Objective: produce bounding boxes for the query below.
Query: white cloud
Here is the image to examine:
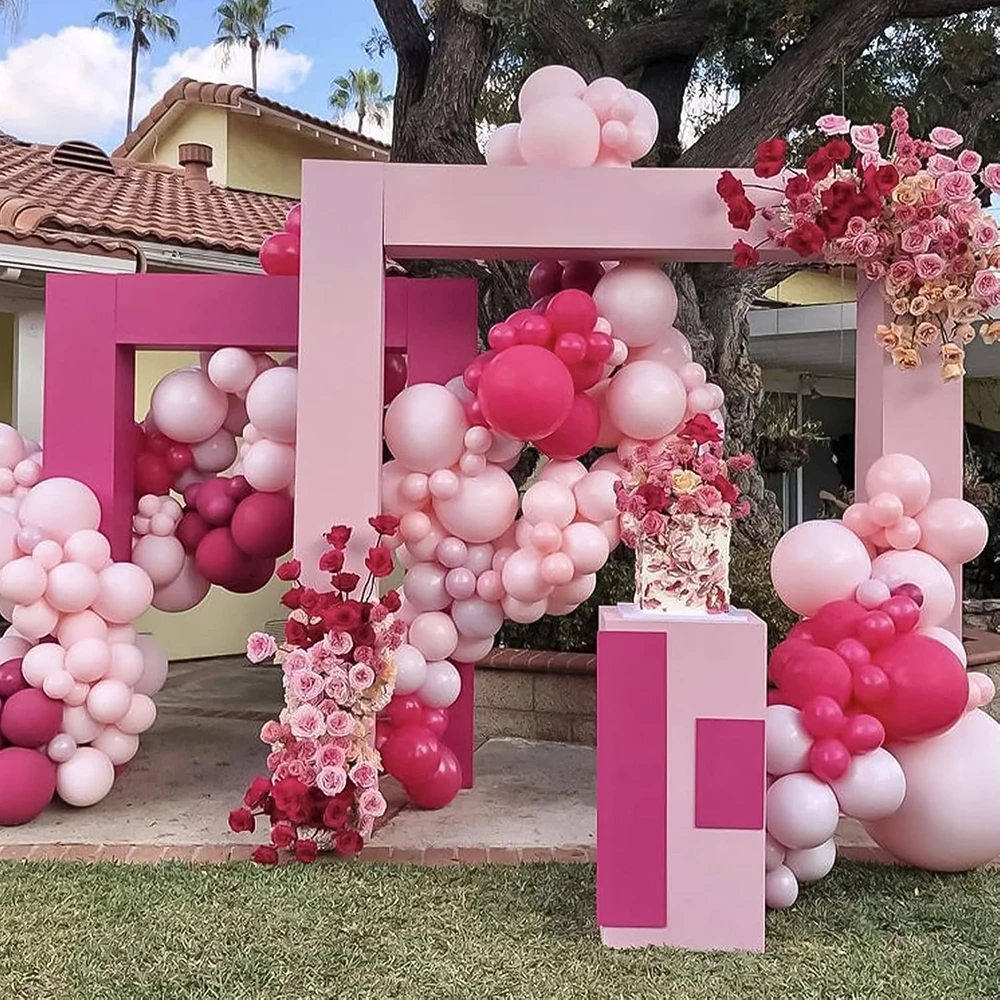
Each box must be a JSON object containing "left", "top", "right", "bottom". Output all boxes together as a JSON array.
[
  {"left": 0, "top": 26, "right": 312, "bottom": 149},
  {"left": 332, "top": 104, "right": 393, "bottom": 145}
]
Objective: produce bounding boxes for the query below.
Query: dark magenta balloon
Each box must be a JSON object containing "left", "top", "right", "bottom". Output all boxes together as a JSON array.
[
  {"left": 381, "top": 726, "right": 442, "bottom": 785},
  {"left": 230, "top": 492, "right": 294, "bottom": 559},
  {"left": 225, "top": 475, "right": 254, "bottom": 502},
  {"left": 0, "top": 659, "right": 26, "bottom": 698},
  {"left": 560, "top": 260, "right": 605, "bottom": 295},
  {"left": 228, "top": 556, "right": 277, "bottom": 594},
  {"left": 0, "top": 748, "right": 56, "bottom": 825},
  {"left": 176, "top": 510, "right": 210, "bottom": 555},
  {"left": 134, "top": 453, "right": 173, "bottom": 498},
  {"left": 384, "top": 352, "right": 408, "bottom": 406},
  {"left": 195, "top": 477, "right": 237, "bottom": 526},
  {"left": 195, "top": 528, "right": 253, "bottom": 589},
  {"left": 528, "top": 259, "right": 563, "bottom": 300},
  {"left": 0, "top": 688, "right": 63, "bottom": 748},
  {"left": 406, "top": 747, "right": 463, "bottom": 810}
]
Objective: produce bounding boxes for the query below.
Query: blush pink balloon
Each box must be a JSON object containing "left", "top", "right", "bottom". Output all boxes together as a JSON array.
[
  {"left": 207, "top": 347, "right": 257, "bottom": 393},
  {"left": 476, "top": 570, "right": 504, "bottom": 603},
  {"left": 242, "top": 440, "right": 296, "bottom": 493},
  {"left": 530, "top": 522, "right": 563, "bottom": 554},
  {"left": 502, "top": 595, "right": 548, "bottom": 623},
  {"left": 582, "top": 76, "right": 629, "bottom": 121},
  {"left": 451, "top": 597, "right": 504, "bottom": 640},
  {"left": 538, "top": 459, "right": 588, "bottom": 488},
  {"left": 190, "top": 428, "right": 238, "bottom": 474},
  {"left": 63, "top": 530, "right": 111, "bottom": 571},
  {"left": 865, "top": 454, "right": 932, "bottom": 516},
  {"left": 86, "top": 679, "right": 132, "bottom": 724},
  {"left": 56, "top": 610, "right": 108, "bottom": 647},
  {"left": 573, "top": 470, "right": 619, "bottom": 523},
  {"left": 687, "top": 386, "right": 717, "bottom": 415},
  {"left": 245, "top": 366, "right": 297, "bottom": 444},
  {"left": 0, "top": 556, "right": 48, "bottom": 604},
  {"left": 484, "top": 122, "right": 525, "bottom": 166},
  {"left": 522, "top": 481, "right": 577, "bottom": 528},
  {"left": 55, "top": 745, "right": 115, "bottom": 807},
  {"left": 45, "top": 562, "right": 100, "bottom": 613},
  {"left": 885, "top": 516, "right": 921, "bottom": 551},
  {"left": 587, "top": 379, "right": 623, "bottom": 449},
  {"left": 151, "top": 555, "right": 211, "bottom": 613},
  {"left": 433, "top": 466, "right": 519, "bottom": 545},
  {"left": 550, "top": 571, "right": 597, "bottom": 609},
  {"left": 541, "top": 552, "right": 575, "bottom": 586},
  {"left": 916, "top": 497, "right": 988, "bottom": 565},
  {"left": 21, "top": 643, "right": 65, "bottom": 688},
  {"left": 869, "top": 492, "right": 904, "bottom": 527},
  {"left": 20, "top": 479, "right": 103, "bottom": 546},
  {"left": 444, "top": 567, "right": 477, "bottom": 601},
  {"left": 11, "top": 598, "right": 59, "bottom": 641},
  {"left": 518, "top": 95, "right": 601, "bottom": 168},
  {"left": 93, "top": 563, "right": 154, "bottom": 624},
  {"left": 150, "top": 368, "right": 228, "bottom": 444},
  {"left": 385, "top": 384, "right": 468, "bottom": 475},
  {"left": 842, "top": 503, "right": 877, "bottom": 538},
  {"left": 561, "top": 522, "right": 611, "bottom": 575},
  {"left": 593, "top": 264, "right": 679, "bottom": 348},
  {"left": 606, "top": 361, "right": 686, "bottom": 441},
  {"left": 870, "top": 549, "right": 955, "bottom": 628},
  {"left": 518, "top": 66, "right": 586, "bottom": 114},
  {"left": 65, "top": 638, "right": 111, "bottom": 683},
  {"left": 407, "top": 612, "right": 458, "bottom": 662},
  {"left": 92, "top": 726, "right": 140, "bottom": 765},
  {"left": 404, "top": 562, "right": 450, "bottom": 613},
  {"left": 31, "top": 539, "right": 62, "bottom": 571},
  {"left": 502, "top": 549, "right": 551, "bottom": 603}
]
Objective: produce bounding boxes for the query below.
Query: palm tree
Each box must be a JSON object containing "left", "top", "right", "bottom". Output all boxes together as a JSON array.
[
  {"left": 95, "top": 0, "right": 180, "bottom": 136},
  {"left": 214, "top": 0, "right": 293, "bottom": 93},
  {"left": 329, "top": 68, "right": 392, "bottom": 135}
]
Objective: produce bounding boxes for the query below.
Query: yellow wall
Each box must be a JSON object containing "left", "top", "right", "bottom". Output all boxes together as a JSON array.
[
  {"left": 0, "top": 314, "right": 13, "bottom": 425},
  {"left": 132, "top": 352, "right": 284, "bottom": 661},
  {"left": 144, "top": 105, "right": 229, "bottom": 186},
  {"left": 764, "top": 270, "right": 854, "bottom": 305}
]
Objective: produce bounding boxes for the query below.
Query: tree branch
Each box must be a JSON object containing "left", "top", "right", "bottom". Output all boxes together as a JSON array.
[
  {"left": 605, "top": 1, "right": 717, "bottom": 76},
  {"left": 525, "top": 0, "right": 606, "bottom": 80},
  {"left": 903, "top": 0, "right": 1000, "bottom": 16},
  {"left": 372, "top": 0, "right": 429, "bottom": 62}
]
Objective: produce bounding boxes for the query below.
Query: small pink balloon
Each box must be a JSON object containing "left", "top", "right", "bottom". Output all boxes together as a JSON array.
[
  {"left": 42, "top": 669, "right": 75, "bottom": 701},
  {"left": 484, "top": 122, "right": 525, "bottom": 166},
  {"left": 93, "top": 563, "right": 154, "bottom": 624},
  {"left": 865, "top": 454, "right": 932, "bottom": 516},
  {"left": 63, "top": 530, "right": 111, "bottom": 571},
  {"left": 21, "top": 644, "right": 65, "bottom": 688},
  {"left": 869, "top": 492, "right": 904, "bottom": 528},
  {"left": 885, "top": 516, "right": 921, "bottom": 551},
  {"left": 401, "top": 474, "right": 431, "bottom": 505},
  {"left": 11, "top": 598, "right": 60, "bottom": 641},
  {"left": 502, "top": 549, "right": 551, "bottom": 603},
  {"left": 0, "top": 556, "right": 48, "bottom": 604},
  {"left": 678, "top": 362, "right": 707, "bottom": 390},
  {"left": 445, "top": 567, "right": 477, "bottom": 601},
  {"left": 401, "top": 511, "right": 432, "bottom": 544},
  {"left": 601, "top": 119, "right": 629, "bottom": 149},
  {"left": 86, "top": 678, "right": 132, "bottom": 724},
  {"left": 428, "top": 470, "right": 460, "bottom": 500},
  {"left": 64, "top": 682, "right": 90, "bottom": 708},
  {"left": 408, "top": 612, "right": 458, "bottom": 662},
  {"left": 843, "top": 503, "right": 877, "bottom": 538},
  {"left": 541, "top": 552, "right": 575, "bottom": 586},
  {"left": 476, "top": 570, "right": 504, "bottom": 603},
  {"left": 530, "top": 522, "right": 563, "bottom": 554},
  {"left": 46, "top": 562, "right": 100, "bottom": 614},
  {"left": 65, "top": 638, "right": 111, "bottom": 683},
  {"left": 595, "top": 264, "right": 681, "bottom": 350},
  {"left": 687, "top": 386, "right": 717, "bottom": 415},
  {"left": 583, "top": 76, "right": 629, "bottom": 121},
  {"left": 107, "top": 643, "right": 144, "bottom": 686},
  {"left": 32, "top": 540, "right": 63, "bottom": 571},
  {"left": 460, "top": 453, "right": 487, "bottom": 478},
  {"left": 404, "top": 562, "right": 450, "bottom": 613},
  {"left": 522, "top": 481, "right": 577, "bottom": 529},
  {"left": 606, "top": 361, "right": 686, "bottom": 440},
  {"left": 560, "top": 522, "right": 610, "bottom": 575},
  {"left": 435, "top": 537, "right": 468, "bottom": 569}
]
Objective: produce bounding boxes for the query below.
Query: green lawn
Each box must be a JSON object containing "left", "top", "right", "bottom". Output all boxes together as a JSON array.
[{"left": 0, "top": 861, "right": 998, "bottom": 999}]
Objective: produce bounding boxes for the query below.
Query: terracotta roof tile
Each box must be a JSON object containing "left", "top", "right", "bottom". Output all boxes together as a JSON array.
[
  {"left": 113, "top": 77, "right": 390, "bottom": 159},
  {"left": 0, "top": 228, "right": 140, "bottom": 261}
]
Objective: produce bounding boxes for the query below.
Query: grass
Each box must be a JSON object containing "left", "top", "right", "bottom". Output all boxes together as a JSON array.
[{"left": 0, "top": 861, "right": 998, "bottom": 1000}]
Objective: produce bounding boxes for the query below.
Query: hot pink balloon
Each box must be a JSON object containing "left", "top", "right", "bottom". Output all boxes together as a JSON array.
[
  {"left": 864, "top": 454, "right": 932, "bottom": 516},
  {"left": 916, "top": 497, "right": 988, "bottom": 565},
  {"left": 484, "top": 122, "right": 525, "bottom": 166},
  {"left": 870, "top": 549, "right": 955, "bottom": 628},
  {"left": 385, "top": 384, "right": 468, "bottom": 474},
  {"left": 593, "top": 263, "right": 678, "bottom": 348},
  {"left": 536, "top": 393, "right": 600, "bottom": 459},
  {"left": 606, "top": 361, "right": 687, "bottom": 441},
  {"left": 518, "top": 96, "right": 600, "bottom": 168}
]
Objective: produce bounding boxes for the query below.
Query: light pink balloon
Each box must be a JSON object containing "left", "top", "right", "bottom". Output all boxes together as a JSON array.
[
  {"left": 770, "top": 520, "right": 872, "bottom": 617},
  {"left": 87, "top": 678, "right": 132, "bottom": 724},
  {"left": 65, "top": 637, "right": 111, "bottom": 683},
  {"left": 106, "top": 642, "right": 145, "bottom": 685},
  {"left": 191, "top": 429, "right": 238, "bottom": 474},
  {"left": 93, "top": 563, "right": 153, "bottom": 624},
  {"left": 21, "top": 643, "right": 66, "bottom": 688},
  {"left": 382, "top": 460, "right": 427, "bottom": 517},
  {"left": 32, "top": 539, "right": 63, "bottom": 571},
  {"left": 245, "top": 366, "right": 297, "bottom": 444},
  {"left": 405, "top": 515, "right": 447, "bottom": 563},
  {"left": 56, "top": 610, "right": 108, "bottom": 647},
  {"left": 56, "top": 745, "right": 115, "bottom": 806},
  {"left": 445, "top": 567, "right": 477, "bottom": 601},
  {"left": 151, "top": 555, "right": 210, "bottom": 613},
  {"left": 583, "top": 76, "right": 629, "bottom": 121},
  {"left": 591, "top": 453, "right": 626, "bottom": 478},
  {"left": 64, "top": 682, "right": 89, "bottom": 707},
  {"left": 132, "top": 535, "right": 185, "bottom": 589},
  {"left": 518, "top": 96, "right": 600, "bottom": 168},
  {"left": 436, "top": 537, "right": 468, "bottom": 569},
  {"left": 429, "top": 469, "right": 460, "bottom": 500},
  {"left": 518, "top": 64, "right": 587, "bottom": 116},
  {"left": 871, "top": 548, "right": 955, "bottom": 628},
  {"left": 766, "top": 704, "right": 812, "bottom": 776},
  {"left": 242, "top": 439, "right": 296, "bottom": 493},
  {"left": 831, "top": 747, "right": 906, "bottom": 821},
  {"left": 385, "top": 384, "right": 467, "bottom": 475},
  {"left": 134, "top": 635, "right": 168, "bottom": 696},
  {"left": 465, "top": 542, "right": 496, "bottom": 576},
  {"left": 0, "top": 556, "right": 47, "bottom": 604},
  {"left": 417, "top": 661, "right": 461, "bottom": 709},
  {"left": 502, "top": 549, "right": 551, "bottom": 603},
  {"left": 687, "top": 386, "right": 717, "bottom": 415},
  {"left": 61, "top": 704, "right": 103, "bottom": 745},
  {"left": 916, "top": 497, "right": 988, "bottom": 565},
  {"left": 538, "top": 460, "right": 588, "bottom": 488},
  {"left": 484, "top": 122, "right": 525, "bottom": 166},
  {"left": 61, "top": 531, "right": 110, "bottom": 574},
  {"left": 476, "top": 570, "right": 504, "bottom": 603},
  {"left": 0, "top": 633, "right": 31, "bottom": 663},
  {"left": 40, "top": 668, "right": 74, "bottom": 702},
  {"left": 45, "top": 562, "right": 100, "bottom": 613},
  {"left": 599, "top": 517, "right": 621, "bottom": 550},
  {"left": 522, "top": 481, "right": 577, "bottom": 528},
  {"left": 19, "top": 478, "right": 102, "bottom": 546},
  {"left": 12, "top": 598, "right": 59, "bottom": 640},
  {"left": 884, "top": 515, "right": 921, "bottom": 551},
  {"left": 502, "top": 595, "right": 548, "bottom": 624},
  {"left": 92, "top": 725, "right": 140, "bottom": 765},
  {"left": 572, "top": 471, "right": 619, "bottom": 524},
  {"left": 678, "top": 362, "right": 707, "bottom": 390},
  {"left": 869, "top": 492, "right": 904, "bottom": 527},
  {"left": 530, "top": 522, "right": 562, "bottom": 554},
  {"left": 107, "top": 625, "right": 136, "bottom": 645},
  {"left": 550, "top": 571, "right": 597, "bottom": 608},
  {"left": 586, "top": 379, "right": 623, "bottom": 449},
  {"left": 47, "top": 733, "right": 78, "bottom": 763},
  {"left": 401, "top": 474, "right": 431, "bottom": 505},
  {"left": 392, "top": 644, "right": 427, "bottom": 696},
  {"left": 593, "top": 264, "right": 679, "bottom": 348},
  {"left": 0, "top": 424, "right": 26, "bottom": 467},
  {"left": 207, "top": 347, "right": 257, "bottom": 393},
  {"left": 407, "top": 612, "right": 458, "bottom": 662},
  {"left": 450, "top": 597, "right": 504, "bottom": 640},
  {"left": 606, "top": 361, "right": 686, "bottom": 441},
  {"left": 855, "top": 578, "right": 891, "bottom": 609},
  {"left": 404, "top": 562, "right": 450, "bottom": 613},
  {"left": 865, "top": 711, "right": 1000, "bottom": 870},
  {"left": 626, "top": 325, "right": 694, "bottom": 369},
  {"left": 452, "top": 634, "right": 494, "bottom": 664},
  {"left": 150, "top": 368, "right": 228, "bottom": 444},
  {"left": 766, "top": 773, "right": 840, "bottom": 850},
  {"left": 541, "top": 552, "right": 575, "bottom": 586},
  {"left": 459, "top": 453, "right": 487, "bottom": 478},
  {"left": 0, "top": 510, "right": 21, "bottom": 571},
  {"left": 865, "top": 454, "right": 932, "bottom": 516},
  {"left": 560, "top": 522, "right": 611, "bottom": 575},
  {"left": 433, "top": 465, "right": 518, "bottom": 544},
  {"left": 842, "top": 503, "right": 877, "bottom": 538},
  {"left": 401, "top": 510, "right": 432, "bottom": 543}
]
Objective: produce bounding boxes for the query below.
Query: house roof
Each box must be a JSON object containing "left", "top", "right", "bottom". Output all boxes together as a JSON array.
[
  {"left": 0, "top": 132, "right": 295, "bottom": 258},
  {"left": 112, "top": 78, "right": 391, "bottom": 160}
]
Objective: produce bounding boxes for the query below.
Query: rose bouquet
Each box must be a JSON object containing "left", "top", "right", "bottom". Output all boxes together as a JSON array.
[
  {"left": 717, "top": 109, "right": 1000, "bottom": 380},
  {"left": 229, "top": 516, "right": 403, "bottom": 864},
  {"left": 615, "top": 415, "right": 753, "bottom": 613}
]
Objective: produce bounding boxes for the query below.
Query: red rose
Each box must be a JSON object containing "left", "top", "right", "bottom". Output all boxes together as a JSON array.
[
  {"left": 636, "top": 483, "right": 667, "bottom": 511},
  {"left": 281, "top": 589, "right": 302, "bottom": 610},
  {"left": 285, "top": 618, "right": 308, "bottom": 646},
  {"left": 323, "top": 799, "right": 350, "bottom": 829},
  {"left": 270, "top": 821, "right": 297, "bottom": 849},
  {"left": 785, "top": 221, "right": 825, "bottom": 257},
  {"left": 319, "top": 548, "right": 345, "bottom": 574},
  {"left": 381, "top": 589, "right": 401, "bottom": 613},
  {"left": 820, "top": 181, "right": 856, "bottom": 211},
  {"left": 823, "top": 138, "right": 851, "bottom": 162},
  {"left": 874, "top": 163, "right": 899, "bottom": 195},
  {"left": 271, "top": 777, "right": 309, "bottom": 814},
  {"left": 335, "top": 829, "right": 364, "bottom": 856},
  {"left": 733, "top": 240, "right": 760, "bottom": 269},
  {"left": 324, "top": 602, "right": 362, "bottom": 632},
  {"left": 805, "top": 149, "right": 834, "bottom": 182},
  {"left": 727, "top": 196, "right": 756, "bottom": 231},
  {"left": 369, "top": 514, "right": 400, "bottom": 537},
  {"left": 252, "top": 845, "right": 280, "bottom": 866},
  {"left": 754, "top": 138, "right": 786, "bottom": 178},
  {"left": 294, "top": 839, "right": 319, "bottom": 864},
  {"left": 332, "top": 572, "right": 361, "bottom": 594},
  {"left": 365, "top": 546, "right": 394, "bottom": 579},
  {"left": 299, "top": 588, "right": 323, "bottom": 613},
  {"left": 228, "top": 807, "right": 255, "bottom": 833},
  {"left": 785, "top": 174, "right": 812, "bottom": 199},
  {"left": 681, "top": 414, "right": 722, "bottom": 445},
  {"left": 715, "top": 476, "right": 740, "bottom": 504},
  {"left": 716, "top": 170, "right": 745, "bottom": 202},
  {"left": 353, "top": 624, "right": 377, "bottom": 650},
  {"left": 816, "top": 212, "right": 849, "bottom": 240},
  {"left": 325, "top": 525, "right": 352, "bottom": 548},
  {"left": 242, "top": 776, "right": 272, "bottom": 810},
  {"left": 276, "top": 559, "right": 301, "bottom": 582}
]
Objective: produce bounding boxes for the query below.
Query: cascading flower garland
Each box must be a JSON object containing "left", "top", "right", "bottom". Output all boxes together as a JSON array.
[
  {"left": 229, "top": 516, "right": 403, "bottom": 863},
  {"left": 717, "top": 109, "right": 1000, "bottom": 381}
]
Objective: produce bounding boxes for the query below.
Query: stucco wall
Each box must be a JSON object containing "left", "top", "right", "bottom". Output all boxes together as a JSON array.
[{"left": 144, "top": 105, "right": 229, "bottom": 185}]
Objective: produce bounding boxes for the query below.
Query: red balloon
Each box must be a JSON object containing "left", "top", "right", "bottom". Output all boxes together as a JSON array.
[
  {"left": 422, "top": 707, "right": 449, "bottom": 736},
  {"left": 779, "top": 646, "right": 853, "bottom": 709},
  {"left": 195, "top": 528, "right": 253, "bottom": 589},
  {"left": 226, "top": 475, "right": 254, "bottom": 502},
  {"left": 561, "top": 260, "right": 605, "bottom": 295},
  {"left": 869, "top": 633, "right": 968, "bottom": 741},
  {"left": 145, "top": 432, "right": 170, "bottom": 456},
  {"left": 810, "top": 600, "right": 868, "bottom": 649},
  {"left": 231, "top": 492, "right": 294, "bottom": 558},
  {"left": 528, "top": 259, "right": 564, "bottom": 300},
  {"left": 0, "top": 688, "right": 63, "bottom": 747},
  {"left": 384, "top": 352, "right": 408, "bottom": 406},
  {"left": 0, "top": 748, "right": 56, "bottom": 825},
  {"left": 176, "top": 510, "right": 210, "bottom": 554},
  {"left": 381, "top": 726, "right": 442, "bottom": 785},
  {"left": 195, "top": 477, "right": 237, "bottom": 526},
  {"left": 260, "top": 230, "right": 300, "bottom": 276},
  {"left": 841, "top": 713, "right": 885, "bottom": 754},
  {"left": 536, "top": 393, "right": 600, "bottom": 459},
  {"left": 284, "top": 202, "right": 302, "bottom": 234},
  {"left": 801, "top": 695, "right": 845, "bottom": 739},
  {"left": 387, "top": 696, "right": 425, "bottom": 729},
  {"left": 0, "top": 659, "right": 25, "bottom": 699},
  {"left": 568, "top": 359, "right": 604, "bottom": 392},
  {"left": 809, "top": 738, "right": 851, "bottom": 782},
  {"left": 518, "top": 315, "right": 553, "bottom": 348},
  {"left": 134, "top": 453, "right": 174, "bottom": 497},
  {"left": 406, "top": 746, "right": 463, "bottom": 810},
  {"left": 545, "top": 289, "right": 598, "bottom": 336},
  {"left": 165, "top": 443, "right": 194, "bottom": 473},
  {"left": 478, "top": 345, "right": 575, "bottom": 441}
]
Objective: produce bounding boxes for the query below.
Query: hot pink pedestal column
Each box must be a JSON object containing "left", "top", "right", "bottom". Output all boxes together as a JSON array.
[{"left": 596, "top": 606, "right": 767, "bottom": 952}]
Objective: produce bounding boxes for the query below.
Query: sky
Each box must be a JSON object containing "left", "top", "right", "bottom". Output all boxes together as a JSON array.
[{"left": 0, "top": 0, "right": 396, "bottom": 148}]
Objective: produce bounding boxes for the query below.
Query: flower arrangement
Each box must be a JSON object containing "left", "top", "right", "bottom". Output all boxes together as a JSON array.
[
  {"left": 717, "top": 109, "right": 1000, "bottom": 381},
  {"left": 229, "top": 516, "right": 403, "bottom": 864},
  {"left": 614, "top": 415, "right": 754, "bottom": 613}
]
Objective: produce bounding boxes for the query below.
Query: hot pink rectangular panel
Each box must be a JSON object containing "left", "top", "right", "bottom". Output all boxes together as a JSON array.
[
  {"left": 596, "top": 628, "right": 667, "bottom": 929},
  {"left": 694, "top": 718, "right": 765, "bottom": 830}
]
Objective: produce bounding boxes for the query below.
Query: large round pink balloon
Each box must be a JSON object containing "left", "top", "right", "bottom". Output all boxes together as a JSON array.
[
  {"left": 245, "top": 366, "right": 297, "bottom": 444},
  {"left": 627, "top": 328, "right": 693, "bottom": 370},
  {"left": 484, "top": 123, "right": 525, "bottom": 166},
  {"left": 518, "top": 96, "right": 601, "bottom": 168},
  {"left": 18, "top": 478, "right": 101, "bottom": 545},
  {"left": 385, "top": 384, "right": 467, "bottom": 475},
  {"left": 56, "top": 746, "right": 115, "bottom": 807},
  {"left": 770, "top": 520, "right": 872, "bottom": 617},
  {"left": 433, "top": 466, "right": 518, "bottom": 544},
  {"left": 151, "top": 555, "right": 210, "bottom": 613},
  {"left": 150, "top": 368, "right": 228, "bottom": 444},
  {"left": 864, "top": 454, "right": 932, "bottom": 516},
  {"left": 132, "top": 534, "right": 185, "bottom": 588},
  {"left": 45, "top": 561, "right": 100, "bottom": 613},
  {"left": 916, "top": 498, "right": 988, "bottom": 565},
  {"left": 870, "top": 549, "right": 955, "bottom": 628},
  {"left": 593, "top": 262, "right": 678, "bottom": 348},
  {"left": 0, "top": 511, "right": 20, "bottom": 571},
  {"left": 207, "top": 347, "right": 257, "bottom": 394},
  {"left": 605, "top": 361, "right": 686, "bottom": 441},
  {"left": 408, "top": 612, "right": 458, "bottom": 662},
  {"left": 864, "top": 711, "right": 1000, "bottom": 870},
  {"left": 517, "top": 65, "right": 587, "bottom": 117},
  {"left": 93, "top": 563, "right": 154, "bottom": 623},
  {"left": 242, "top": 440, "right": 295, "bottom": 493}
]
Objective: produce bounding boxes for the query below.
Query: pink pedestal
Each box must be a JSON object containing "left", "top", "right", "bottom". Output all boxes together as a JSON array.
[{"left": 596, "top": 606, "right": 766, "bottom": 952}]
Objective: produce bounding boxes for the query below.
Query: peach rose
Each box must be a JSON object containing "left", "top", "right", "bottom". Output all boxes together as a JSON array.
[
  {"left": 671, "top": 469, "right": 701, "bottom": 494},
  {"left": 891, "top": 347, "right": 922, "bottom": 371},
  {"left": 955, "top": 323, "right": 976, "bottom": 344},
  {"left": 914, "top": 322, "right": 939, "bottom": 345}
]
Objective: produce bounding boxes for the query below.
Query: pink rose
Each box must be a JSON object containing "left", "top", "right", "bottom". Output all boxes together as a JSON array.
[
  {"left": 358, "top": 788, "right": 387, "bottom": 818},
  {"left": 864, "top": 261, "right": 887, "bottom": 280},
  {"left": 316, "top": 743, "right": 347, "bottom": 770},
  {"left": 816, "top": 114, "right": 851, "bottom": 135},
  {"left": 929, "top": 126, "right": 964, "bottom": 150},
  {"left": 982, "top": 163, "right": 1000, "bottom": 192},
  {"left": 353, "top": 645, "right": 374, "bottom": 665},
  {"left": 949, "top": 200, "right": 981, "bottom": 226},
  {"left": 246, "top": 632, "right": 277, "bottom": 664},
  {"left": 972, "top": 222, "right": 998, "bottom": 250},
  {"left": 897, "top": 155, "right": 921, "bottom": 177},
  {"left": 846, "top": 217, "right": 867, "bottom": 238},
  {"left": 972, "top": 269, "right": 1000, "bottom": 304},
  {"left": 289, "top": 704, "right": 326, "bottom": 740},
  {"left": 895, "top": 205, "right": 917, "bottom": 224},
  {"left": 316, "top": 765, "right": 348, "bottom": 797},
  {"left": 260, "top": 720, "right": 284, "bottom": 745},
  {"left": 860, "top": 151, "right": 881, "bottom": 169},
  {"left": 938, "top": 171, "right": 976, "bottom": 203},
  {"left": 266, "top": 750, "right": 284, "bottom": 772},
  {"left": 282, "top": 649, "right": 310, "bottom": 675},
  {"left": 640, "top": 511, "right": 664, "bottom": 536},
  {"left": 349, "top": 761, "right": 378, "bottom": 788},
  {"left": 926, "top": 154, "right": 956, "bottom": 177},
  {"left": 324, "top": 632, "right": 353, "bottom": 656},
  {"left": 900, "top": 226, "right": 931, "bottom": 254},
  {"left": 271, "top": 762, "right": 292, "bottom": 782},
  {"left": 891, "top": 107, "right": 909, "bottom": 133},
  {"left": 285, "top": 759, "right": 311, "bottom": 782},
  {"left": 913, "top": 253, "right": 947, "bottom": 280},
  {"left": 850, "top": 124, "right": 880, "bottom": 152},
  {"left": 358, "top": 815, "right": 375, "bottom": 839},
  {"left": 852, "top": 232, "right": 880, "bottom": 258},
  {"left": 294, "top": 738, "right": 319, "bottom": 761},
  {"left": 326, "top": 710, "right": 354, "bottom": 738},
  {"left": 348, "top": 663, "right": 376, "bottom": 690},
  {"left": 324, "top": 673, "right": 350, "bottom": 703},
  {"left": 957, "top": 149, "right": 982, "bottom": 173},
  {"left": 674, "top": 494, "right": 699, "bottom": 514},
  {"left": 694, "top": 485, "right": 723, "bottom": 514},
  {"left": 923, "top": 189, "right": 944, "bottom": 208},
  {"left": 289, "top": 670, "right": 325, "bottom": 703}
]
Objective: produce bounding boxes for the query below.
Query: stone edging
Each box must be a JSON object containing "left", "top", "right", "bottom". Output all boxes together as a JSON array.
[{"left": 482, "top": 648, "right": 596, "bottom": 675}]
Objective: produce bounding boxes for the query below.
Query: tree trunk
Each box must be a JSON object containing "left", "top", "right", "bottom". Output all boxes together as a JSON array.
[
  {"left": 126, "top": 26, "right": 141, "bottom": 135},
  {"left": 250, "top": 39, "right": 259, "bottom": 91}
]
